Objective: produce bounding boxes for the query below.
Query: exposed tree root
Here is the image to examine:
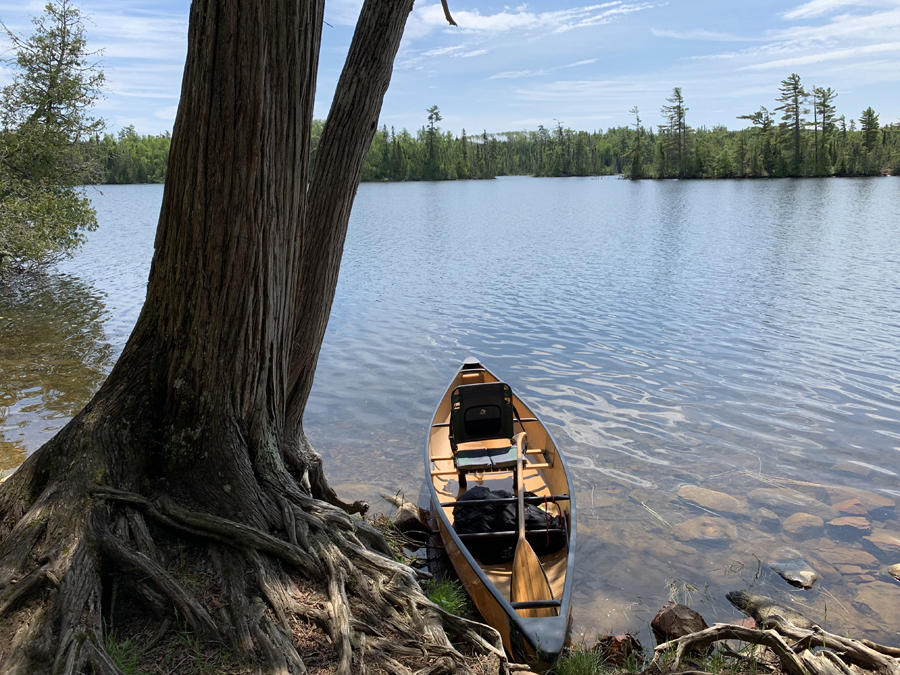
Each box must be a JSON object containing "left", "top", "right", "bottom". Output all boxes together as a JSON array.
[
  {"left": 651, "top": 619, "right": 900, "bottom": 675},
  {"left": 0, "top": 476, "right": 511, "bottom": 675}
]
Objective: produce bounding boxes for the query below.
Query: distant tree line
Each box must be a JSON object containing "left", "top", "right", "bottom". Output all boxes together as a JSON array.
[
  {"left": 94, "top": 73, "right": 899, "bottom": 185},
  {"left": 94, "top": 126, "right": 171, "bottom": 183}
]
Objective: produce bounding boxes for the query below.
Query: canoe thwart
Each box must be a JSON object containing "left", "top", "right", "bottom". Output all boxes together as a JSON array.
[
  {"left": 429, "top": 447, "right": 546, "bottom": 463},
  {"left": 439, "top": 495, "right": 570, "bottom": 508},
  {"left": 509, "top": 600, "right": 561, "bottom": 610}
]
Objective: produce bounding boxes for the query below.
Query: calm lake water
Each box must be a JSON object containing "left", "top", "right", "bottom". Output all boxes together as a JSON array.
[{"left": 2, "top": 177, "right": 900, "bottom": 645}]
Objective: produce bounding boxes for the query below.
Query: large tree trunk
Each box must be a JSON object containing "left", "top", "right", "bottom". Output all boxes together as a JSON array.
[{"left": 0, "top": 1, "right": 508, "bottom": 673}]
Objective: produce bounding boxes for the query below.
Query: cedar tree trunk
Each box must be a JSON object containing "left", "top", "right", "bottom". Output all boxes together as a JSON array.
[{"left": 0, "top": 1, "right": 507, "bottom": 673}]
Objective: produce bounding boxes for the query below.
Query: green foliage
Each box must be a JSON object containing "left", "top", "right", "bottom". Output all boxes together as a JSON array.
[
  {"left": 422, "top": 577, "right": 471, "bottom": 616},
  {"left": 104, "top": 630, "right": 146, "bottom": 675},
  {"left": 0, "top": 179, "right": 96, "bottom": 269},
  {"left": 546, "top": 644, "right": 608, "bottom": 675},
  {"left": 175, "top": 626, "right": 231, "bottom": 675},
  {"left": 0, "top": 0, "right": 104, "bottom": 274},
  {"left": 775, "top": 73, "right": 809, "bottom": 173},
  {"left": 98, "top": 126, "right": 171, "bottom": 183},
  {"left": 90, "top": 73, "right": 900, "bottom": 190}
]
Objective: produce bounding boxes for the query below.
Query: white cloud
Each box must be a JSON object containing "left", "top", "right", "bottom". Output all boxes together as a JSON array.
[
  {"left": 404, "top": 1, "right": 654, "bottom": 38},
  {"left": 781, "top": 0, "right": 894, "bottom": 20},
  {"left": 741, "top": 40, "right": 900, "bottom": 69},
  {"left": 459, "top": 49, "right": 488, "bottom": 57}
]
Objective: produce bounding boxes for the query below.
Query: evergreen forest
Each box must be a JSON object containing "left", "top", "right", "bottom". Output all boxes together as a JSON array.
[{"left": 96, "top": 74, "right": 899, "bottom": 184}]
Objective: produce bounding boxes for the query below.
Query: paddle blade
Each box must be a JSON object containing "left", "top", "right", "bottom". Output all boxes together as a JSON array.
[{"left": 510, "top": 539, "right": 556, "bottom": 618}]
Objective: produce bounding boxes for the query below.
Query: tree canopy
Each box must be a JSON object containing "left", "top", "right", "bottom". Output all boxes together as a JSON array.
[{"left": 0, "top": 0, "right": 105, "bottom": 274}]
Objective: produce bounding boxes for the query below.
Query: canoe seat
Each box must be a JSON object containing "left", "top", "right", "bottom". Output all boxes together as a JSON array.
[{"left": 450, "top": 382, "right": 521, "bottom": 485}]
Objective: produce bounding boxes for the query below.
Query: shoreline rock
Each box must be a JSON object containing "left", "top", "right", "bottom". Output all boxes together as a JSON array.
[
  {"left": 651, "top": 603, "right": 709, "bottom": 644},
  {"left": 768, "top": 548, "right": 819, "bottom": 589},
  {"left": 888, "top": 563, "right": 900, "bottom": 582}
]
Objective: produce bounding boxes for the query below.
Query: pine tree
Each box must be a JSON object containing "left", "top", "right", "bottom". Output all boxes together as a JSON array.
[
  {"left": 629, "top": 106, "right": 643, "bottom": 178},
  {"left": 774, "top": 73, "right": 809, "bottom": 175},
  {"left": 660, "top": 87, "right": 690, "bottom": 177},
  {"left": 425, "top": 104, "right": 442, "bottom": 179}
]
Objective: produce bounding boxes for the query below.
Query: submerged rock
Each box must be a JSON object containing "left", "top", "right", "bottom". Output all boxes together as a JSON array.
[
  {"left": 814, "top": 546, "right": 878, "bottom": 567},
  {"left": 726, "top": 591, "right": 815, "bottom": 630},
  {"left": 824, "top": 487, "right": 895, "bottom": 511},
  {"left": 748, "top": 488, "right": 836, "bottom": 520},
  {"left": 767, "top": 548, "right": 819, "bottom": 589},
  {"left": 852, "top": 581, "right": 900, "bottom": 625},
  {"left": 832, "top": 497, "right": 868, "bottom": 517},
  {"left": 865, "top": 530, "right": 900, "bottom": 556},
  {"left": 827, "top": 516, "right": 872, "bottom": 535},
  {"left": 651, "top": 603, "right": 709, "bottom": 644},
  {"left": 678, "top": 485, "right": 750, "bottom": 516},
  {"left": 836, "top": 564, "right": 865, "bottom": 574},
  {"left": 782, "top": 512, "right": 824, "bottom": 537},
  {"left": 673, "top": 515, "right": 737, "bottom": 545}
]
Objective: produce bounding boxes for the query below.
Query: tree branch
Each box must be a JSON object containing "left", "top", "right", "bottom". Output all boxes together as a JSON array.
[{"left": 441, "top": 0, "right": 458, "bottom": 26}]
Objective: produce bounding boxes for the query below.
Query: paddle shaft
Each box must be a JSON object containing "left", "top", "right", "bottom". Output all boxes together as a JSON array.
[{"left": 514, "top": 432, "right": 528, "bottom": 543}]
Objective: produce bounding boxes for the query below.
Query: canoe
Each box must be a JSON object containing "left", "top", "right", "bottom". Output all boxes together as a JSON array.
[{"left": 425, "top": 357, "right": 576, "bottom": 662}]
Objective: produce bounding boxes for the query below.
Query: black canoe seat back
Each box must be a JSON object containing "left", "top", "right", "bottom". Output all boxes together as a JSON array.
[{"left": 450, "top": 382, "right": 518, "bottom": 475}]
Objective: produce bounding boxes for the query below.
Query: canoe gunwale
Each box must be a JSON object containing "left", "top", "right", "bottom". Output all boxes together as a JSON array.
[{"left": 424, "top": 358, "right": 578, "bottom": 660}]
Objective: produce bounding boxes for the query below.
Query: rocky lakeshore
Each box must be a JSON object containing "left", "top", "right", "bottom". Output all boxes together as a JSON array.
[{"left": 570, "top": 468, "right": 900, "bottom": 651}]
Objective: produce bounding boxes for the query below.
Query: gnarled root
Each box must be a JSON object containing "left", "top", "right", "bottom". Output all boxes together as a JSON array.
[
  {"left": 651, "top": 620, "right": 900, "bottom": 675},
  {"left": 0, "top": 477, "right": 510, "bottom": 675}
]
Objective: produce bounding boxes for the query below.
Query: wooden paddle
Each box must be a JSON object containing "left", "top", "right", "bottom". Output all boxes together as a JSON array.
[{"left": 509, "top": 432, "right": 555, "bottom": 618}]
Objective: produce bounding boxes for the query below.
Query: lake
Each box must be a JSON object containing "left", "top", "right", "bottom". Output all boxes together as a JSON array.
[{"left": 2, "top": 177, "right": 900, "bottom": 645}]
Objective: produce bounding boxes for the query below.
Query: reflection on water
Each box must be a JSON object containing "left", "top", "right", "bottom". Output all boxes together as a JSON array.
[
  {"left": 2, "top": 178, "right": 900, "bottom": 646},
  {"left": 0, "top": 275, "right": 114, "bottom": 467}
]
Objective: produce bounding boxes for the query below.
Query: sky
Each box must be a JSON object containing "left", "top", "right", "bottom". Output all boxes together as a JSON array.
[{"left": 1, "top": 0, "right": 898, "bottom": 136}]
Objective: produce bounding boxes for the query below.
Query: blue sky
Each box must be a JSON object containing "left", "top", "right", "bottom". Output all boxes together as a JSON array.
[{"left": 1, "top": 0, "right": 898, "bottom": 136}]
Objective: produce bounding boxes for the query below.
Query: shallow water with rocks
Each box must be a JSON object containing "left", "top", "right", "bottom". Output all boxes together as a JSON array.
[{"left": 2, "top": 178, "right": 899, "bottom": 647}]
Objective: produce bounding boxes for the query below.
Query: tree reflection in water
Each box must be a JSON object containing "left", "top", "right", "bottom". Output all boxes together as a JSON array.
[{"left": 0, "top": 274, "right": 113, "bottom": 470}]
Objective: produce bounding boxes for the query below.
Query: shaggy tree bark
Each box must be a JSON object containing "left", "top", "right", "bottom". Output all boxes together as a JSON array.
[{"left": 0, "top": 1, "right": 508, "bottom": 673}]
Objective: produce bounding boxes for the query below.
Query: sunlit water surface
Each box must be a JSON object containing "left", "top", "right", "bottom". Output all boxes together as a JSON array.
[{"left": 2, "top": 178, "right": 899, "bottom": 646}]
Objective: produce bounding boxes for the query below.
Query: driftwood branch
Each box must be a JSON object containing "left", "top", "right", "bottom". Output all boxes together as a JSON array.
[
  {"left": 653, "top": 621, "right": 900, "bottom": 675},
  {"left": 653, "top": 624, "right": 808, "bottom": 675}
]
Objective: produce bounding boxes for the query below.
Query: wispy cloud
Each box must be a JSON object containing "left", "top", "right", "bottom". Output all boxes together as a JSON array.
[
  {"left": 405, "top": 1, "right": 655, "bottom": 37},
  {"left": 682, "top": 5, "right": 900, "bottom": 71},
  {"left": 781, "top": 0, "right": 893, "bottom": 20},
  {"left": 741, "top": 40, "right": 900, "bottom": 69},
  {"left": 490, "top": 58, "right": 598, "bottom": 79},
  {"left": 421, "top": 44, "right": 467, "bottom": 57},
  {"left": 651, "top": 28, "right": 759, "bottom": 41},
  {"left": 516, "top": 78, "right": 669, "bottom": 101}
]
